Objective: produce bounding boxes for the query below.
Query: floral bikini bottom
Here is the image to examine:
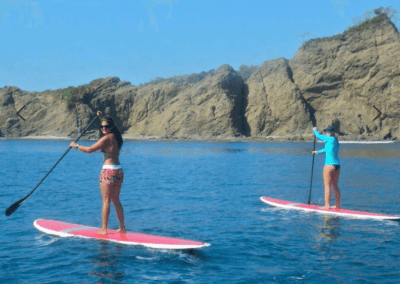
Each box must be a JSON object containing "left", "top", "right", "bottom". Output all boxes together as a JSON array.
[{"left": 99, "top": 169, "right": 124, "bottom": 186}]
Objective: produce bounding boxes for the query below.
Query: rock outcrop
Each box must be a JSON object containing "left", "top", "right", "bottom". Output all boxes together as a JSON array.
[
  {"left": 0, "top": 66, "right": 246, "bottom": 140},
  {"left": 124, "top": 64, "right": 245, "bottom": 139},
  {"left": 244, "top": 58, "right": 312, "bottom": 138},
  {"left": 289, "top": 13, "right": 400, "bottom": 140},
  {"left": 1, "top": 12, "right": 400, "bottom": 141}
]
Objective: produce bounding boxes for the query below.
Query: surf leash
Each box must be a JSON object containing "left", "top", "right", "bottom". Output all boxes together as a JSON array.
[
  {"left": 5, "top": 111, "right": 103, "bottom": 217},
  {"left": 307, "top": 128, "right": 316, "bottom": 205}
]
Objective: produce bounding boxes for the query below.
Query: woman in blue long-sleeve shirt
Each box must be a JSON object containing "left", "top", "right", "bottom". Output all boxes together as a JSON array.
[{"left": 312, "top": 125, "right": 341, "bottom": 209}]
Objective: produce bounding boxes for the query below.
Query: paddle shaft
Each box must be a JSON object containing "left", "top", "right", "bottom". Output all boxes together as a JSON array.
[
  {"left": 307, "top": 134, "right": 316, "bottom": 205},
  {"left": 5, "top": 114, "right": 100, "bottom": 216}
]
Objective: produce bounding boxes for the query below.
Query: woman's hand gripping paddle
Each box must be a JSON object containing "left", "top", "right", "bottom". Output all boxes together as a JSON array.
[{"left": 5, "top": 112, "right": 103, "bottom": 216}]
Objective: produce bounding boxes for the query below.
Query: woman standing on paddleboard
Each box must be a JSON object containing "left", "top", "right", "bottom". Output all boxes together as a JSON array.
[
  {"left": 312, "top": 125, "right": 341, "bottom": 210},
  {"left": 70, "top": 112, "right": 126, "bottom": 235}
]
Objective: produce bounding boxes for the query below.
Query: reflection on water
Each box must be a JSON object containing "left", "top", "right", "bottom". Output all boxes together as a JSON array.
[
  {"left": 3, "top": 140, "right": 399, "bottom": 159},
  {"left": 90, "top": 242, "right": 124, "bottom": 282},
  {"left": 249, "top": 148, "right": 311, "bottom": 155},
  {"left": 314, "top": 215, "right": 340, "bottom": 245},
  {"left": 340, "top": 148, "right": 400, "bottom": 158},
  {"left": 136, "top": 147, "right": 248, "bottom": 156},
  {"left": 130, "top": 143, "right": 400, "bottom": 157},
  {"left": 134, "top": 146, "right": 312, "bottom": 156}
]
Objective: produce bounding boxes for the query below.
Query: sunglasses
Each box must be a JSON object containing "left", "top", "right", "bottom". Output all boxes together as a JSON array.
[{"left": 100, "top": 125, "right": 111, "bottom": 129}]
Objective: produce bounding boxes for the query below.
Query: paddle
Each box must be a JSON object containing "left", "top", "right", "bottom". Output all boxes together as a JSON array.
[
  {"left": 307, "top": 128, "right": 316, "bottom": 205},
  {"left": 5, "top": 111, "right": 103, "bottom": 217}
]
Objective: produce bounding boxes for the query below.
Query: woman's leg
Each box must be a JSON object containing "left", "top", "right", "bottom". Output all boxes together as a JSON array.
[
  {"left": 110, "top": 182, "right": 126, "bottom": 233},
  {"left": 321, "top": 165, "right": 335, "bottom": 209},
  {"left": 331, "top": 169, "right": 341, "bottom": 208},
  {"left": 97, "top": 180, "right": 111, "bottom": 234}
]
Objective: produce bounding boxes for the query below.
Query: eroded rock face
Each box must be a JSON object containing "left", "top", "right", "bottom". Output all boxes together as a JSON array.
[
  {"left": 244, "top": 58, "right": 312, "bottom": 138},
  {"left": 0, "top": 86, "right": 98, "bottom": 139},
  {"left": 0, "top": 66, "right": 245, "bottom": 140},
  {"left": 289, "top": 14, "right": 400, "bottom": 140},
  {"left": 1, "top": 14, "right": 399, "bottom": 141},
  {"left": 124, "top": 64, "right": 245, "bottom": 139}
]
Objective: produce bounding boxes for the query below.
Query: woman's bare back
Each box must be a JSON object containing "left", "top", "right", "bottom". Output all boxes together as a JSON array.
[{"left": 101, "top": 134, "right": 121, "bottom": 165}]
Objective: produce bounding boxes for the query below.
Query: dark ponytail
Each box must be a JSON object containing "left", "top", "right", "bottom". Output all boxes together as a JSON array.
[{"left": 102, "top": 116, "right": 123, "bottom": 149}]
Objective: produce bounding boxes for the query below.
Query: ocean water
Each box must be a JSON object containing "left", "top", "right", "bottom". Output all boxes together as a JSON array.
[{"left": 1, "top": 140, "right": 400, "bottom": 284}]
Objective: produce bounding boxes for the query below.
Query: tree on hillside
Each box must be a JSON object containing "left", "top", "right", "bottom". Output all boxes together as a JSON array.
[
  {"left": 237, "top": 64, "right": 259, "bottom": 81},
  {"left": 375, "top": 6, "right": 399, "bottom": 23},
  {"left": 351, "top": 6, "right": 399, "bottom": 26},
  {"left": 296, "top": 31, "right": 311, "bottom": 44},
  {"left": 141, "top": 69, "right": 216, "bottom": 86}
]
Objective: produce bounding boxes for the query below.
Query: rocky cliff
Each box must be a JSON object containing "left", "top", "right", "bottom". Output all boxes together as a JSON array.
[
  {"left": 244, "top": 58, "right": 312, "bottom": 138},
  {"left": 1, "top": 13, "right": 399, "bottom": 141},
  {"left": 289, "top": 13, "right": 400, "bottom": 140}
]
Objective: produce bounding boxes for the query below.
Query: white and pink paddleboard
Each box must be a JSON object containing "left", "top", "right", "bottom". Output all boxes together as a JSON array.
[
  {"left": 34, "top": 219, "right": 210, "bottom": 249},
  {"left": 260, "top": 197, "right": 400, "bottom": 220}
]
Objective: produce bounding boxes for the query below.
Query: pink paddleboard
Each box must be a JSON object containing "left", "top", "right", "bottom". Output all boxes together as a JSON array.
[
  {"left": 34, "top": 219, "right": 210, "bottom": 249},
  {"left": 260, "top": 197, "right": 400, "bottom": 220}
]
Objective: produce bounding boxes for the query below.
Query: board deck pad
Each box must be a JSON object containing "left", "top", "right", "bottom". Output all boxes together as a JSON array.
[
  {"left": 34, "top": 219, "right": 210, "bottom": 249},
  {"left": 260, "top": 197, "right": 400, "bottom": 220}
]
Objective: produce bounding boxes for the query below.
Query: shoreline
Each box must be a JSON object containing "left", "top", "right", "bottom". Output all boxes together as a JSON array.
[{"left": 0, "top": 135, "right": 396, "bottom": 143}]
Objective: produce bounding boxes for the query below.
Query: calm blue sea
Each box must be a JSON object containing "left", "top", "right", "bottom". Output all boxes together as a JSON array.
[{"left": 1, "top": 140, "right": 400, "bottom": 284}]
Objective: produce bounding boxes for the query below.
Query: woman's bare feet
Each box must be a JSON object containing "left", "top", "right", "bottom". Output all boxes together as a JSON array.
[
  {"left": 331, "top": 205, "right": 341, "bottom": 209},
  {"left": 319, "top": 205, "right": 330, "bottom": 210},
  {"left": 96, "top": 229, "right": 107, "bottom": 235},
  {"left": 117, "top": 228, "right": 126, "bottom": 233}
]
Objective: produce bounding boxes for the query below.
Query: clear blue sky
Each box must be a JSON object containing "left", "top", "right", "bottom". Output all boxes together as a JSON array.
[{"left": 0, "top": 0, "right": 399, "bottom": 92}]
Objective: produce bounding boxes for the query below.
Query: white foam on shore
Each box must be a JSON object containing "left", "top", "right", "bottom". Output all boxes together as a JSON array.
[
  {"left": 18, "top": 136, "right": 71, "bottom": 140},
  {"left": 123, "top": 134, "right": 162, "bottom": 140},
  {"left": 1, "top": 135, "right": 397, "bottom": 143},
  {"left": 339, "top": 140, "right": 395, "bottom": 144},
  {"left": 316, "top": 140, "right": 395, "bottom": 144}
]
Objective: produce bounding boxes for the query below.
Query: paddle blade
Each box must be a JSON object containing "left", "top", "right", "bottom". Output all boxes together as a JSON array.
[{"left": 5, "top": 197, "right": 27, "bottom": 216}]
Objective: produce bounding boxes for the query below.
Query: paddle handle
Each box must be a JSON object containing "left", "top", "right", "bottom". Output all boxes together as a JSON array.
[
  {"left": 5, "top": 112, "right": 101, "bottom": 216},
  {"left": 307, "top": 133, "right": 316, "bottom": 205}
]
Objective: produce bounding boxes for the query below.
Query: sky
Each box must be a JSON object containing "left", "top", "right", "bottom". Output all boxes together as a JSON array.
[{"left": 0, "top": 0, "right": 399, "bottom": 92}]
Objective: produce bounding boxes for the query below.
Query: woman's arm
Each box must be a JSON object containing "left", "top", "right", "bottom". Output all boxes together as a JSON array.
[
  {"left": 70, "top": 136, "right": 108, "bottom": 153},
  {"left": 313, "top": 129, "right": 329, "bottom": 142},
  {"left": 313, "top": 129, "right": 328, "bottom": 154}
]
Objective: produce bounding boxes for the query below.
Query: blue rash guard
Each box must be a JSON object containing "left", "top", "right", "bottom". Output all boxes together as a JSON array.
[{"left": 313, "top": 130, "right": 340, "bottom": 166}]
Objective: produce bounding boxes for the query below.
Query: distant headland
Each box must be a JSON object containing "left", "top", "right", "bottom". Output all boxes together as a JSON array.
[{"left": 1, "top": 9, "right": 399, "bottom": 142}]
